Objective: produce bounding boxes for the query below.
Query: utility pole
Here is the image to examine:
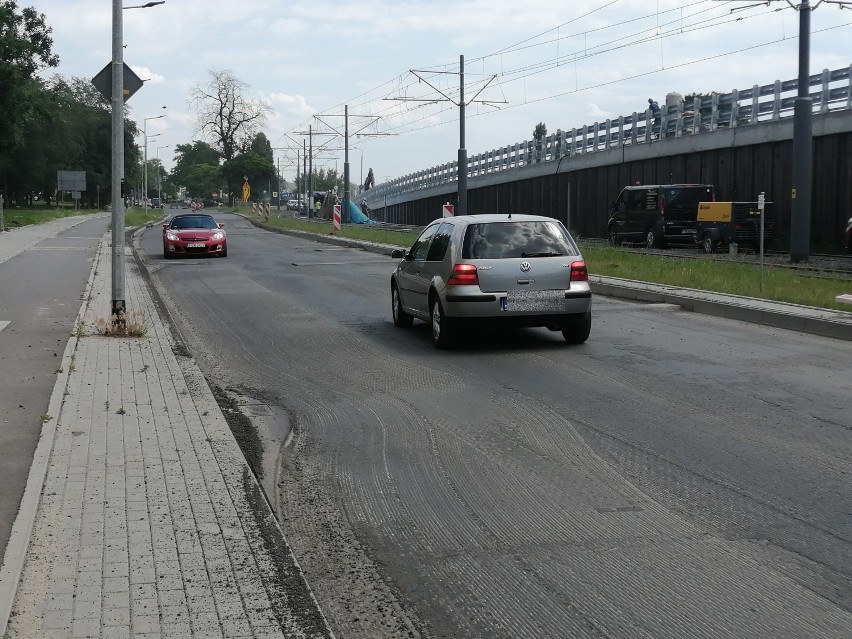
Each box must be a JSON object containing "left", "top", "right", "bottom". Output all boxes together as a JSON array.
[
  {"left": 110, "top": 0, "right": 125, "bottom": 319},
  {"left": 308, "top": 124, "right": 313, "bottom": 218},
  {"left": 790, "top": 0, "right": 813, "bottom": 263},
  {"left": 727, "top": 0, "right": 850, "bottom": 261},
  {"left": 344, "top": 105, "right": 350, "bottom": 214},
  {"left": 390, "top": 56, "right": 504, "bottom": 217},
  {"left": 458, "top": 54, "right": 467, "bottom": 216}
]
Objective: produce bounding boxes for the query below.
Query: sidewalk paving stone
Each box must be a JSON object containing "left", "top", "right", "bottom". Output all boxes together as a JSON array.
[{"left": 3, "top": 233, "right": 331, "bottom": 638}]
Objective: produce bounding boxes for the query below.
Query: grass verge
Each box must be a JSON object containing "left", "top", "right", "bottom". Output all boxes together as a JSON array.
[
  {"left": 125, "top": 207, "right": 167, "bottom": 228},
  {"left": 0, "top": 206, "right": 92, "bottom": 228},
  {"left": 581, "top": 245, "right": 851, "bottom": 311},
  {"left": 249, "top": 213, "right": 852, "bottom": 312}
]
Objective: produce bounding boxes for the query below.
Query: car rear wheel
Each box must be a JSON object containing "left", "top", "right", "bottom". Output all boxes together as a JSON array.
[
  {"left": 392, "top": 282, "right": 413, "bottom": 327},
  {"left": 608, "top": 225, "right": 619, "bottom": 246},
  {"left": 702, "top": 232, "right": 716, "bottom": 254},
  {"left": 562, "top": 312, "right": 591, "bottom": 344},
  {"left": 430, "top": 297, "right": 455, "bottom": 349},
  {"left": 645, "top": 228, "right": 663, "bottom": 249}
]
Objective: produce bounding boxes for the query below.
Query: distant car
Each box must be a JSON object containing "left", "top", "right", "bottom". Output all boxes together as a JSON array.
[
  {"left": 607, "top": 184, "right": 715, "bottom": 249},
  {"left": 390, "top": 214, "right": 592, "bottom": 348},
  {"left": 846, "top": 216, "right": 852, "bottom": 254},
  {"left": 163, "top": 213, "right": 227, "bottom": 258}
]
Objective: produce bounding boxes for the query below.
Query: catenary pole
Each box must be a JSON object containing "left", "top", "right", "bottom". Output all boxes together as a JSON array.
[
  {"left": 458, "top": 54, "right": 467, "bottom": 216},
  {"left": 790, "top": 0, "right": 812, "bottom": 263}
]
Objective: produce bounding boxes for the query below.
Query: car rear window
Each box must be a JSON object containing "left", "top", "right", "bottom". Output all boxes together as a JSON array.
[
  {"left": 663, "top": 186, "right": 713, "bottom": 208},
  {"left": 462, "top": 221, "right": 578, "bottom": 259},
  {"left": 170, "top": 216, "right": 217, "bottom": 229}
]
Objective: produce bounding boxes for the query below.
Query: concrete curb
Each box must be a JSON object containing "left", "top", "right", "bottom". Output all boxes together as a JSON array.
[
  {"left": 0, "top": 237, "right": 101, "bottom": 636},
  {"left": 590, "top": 280, "right": 852, "bottom": 342}
]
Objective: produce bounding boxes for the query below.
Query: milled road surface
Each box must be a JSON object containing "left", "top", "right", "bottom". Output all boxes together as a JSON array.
[{"left": 138, "top": 212, "right": 852, "bottom": 639}]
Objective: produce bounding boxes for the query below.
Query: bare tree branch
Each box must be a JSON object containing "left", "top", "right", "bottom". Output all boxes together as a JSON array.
[{"left": 188, "top": 69, "right": 272, "bottom": 161}]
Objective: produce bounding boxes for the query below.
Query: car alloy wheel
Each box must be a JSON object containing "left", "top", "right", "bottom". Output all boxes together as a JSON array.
[
  {"left": 392, "top": 283, "right": 413, "bottom": 327},
  {"left": 430, "top": 298, "right": 454, "bottom": 349}
]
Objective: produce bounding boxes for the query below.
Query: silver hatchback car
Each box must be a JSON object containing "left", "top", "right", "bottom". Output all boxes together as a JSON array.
[{"left": 390, "top": 214, "right": 592, "bottom": 348}]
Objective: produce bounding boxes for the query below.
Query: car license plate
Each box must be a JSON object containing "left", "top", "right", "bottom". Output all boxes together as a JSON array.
[
  {"left": 505, "top": 290, "right": 564, "bottom": 312},
  {"left": 681, "top": 229, "right": 696, "bottom": 234},
  {"left": 187, "top": 243, "right": 205, "bottom": 248}
]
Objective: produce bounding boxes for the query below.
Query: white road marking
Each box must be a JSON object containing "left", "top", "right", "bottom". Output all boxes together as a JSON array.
[{"left": 0, "top": 321, "right": 9, "bottom": 333}]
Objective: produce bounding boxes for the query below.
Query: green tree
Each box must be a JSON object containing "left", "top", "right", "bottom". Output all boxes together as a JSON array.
[
  {"left": 169, "top": 141, "right": 221, "bottom": 198},
  {"left": 221, "top": 151, "right": 274, "bottom": 203},
  {"left": 0, "top": 1, "right": 59, "bottom": 198},
  {"left": 249, "top": 132, "right": 273, "bottom": 164},
  {"left": 533, "top": 122, "right": 547, "bottom": 141},
  {"left": 2, "top": 75, "right": 140, "bottom": 208}
]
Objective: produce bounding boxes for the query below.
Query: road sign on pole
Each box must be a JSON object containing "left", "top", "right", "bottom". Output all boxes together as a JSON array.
[
  {"left": 443, "top": 202, "right": 454, "bottom": 217},
  {"left": 91, "top": 61, "right": 143, "bottom": 102}
]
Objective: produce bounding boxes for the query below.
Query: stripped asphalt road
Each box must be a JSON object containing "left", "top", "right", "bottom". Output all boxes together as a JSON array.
[{"left": 137, "top": 212, "right": 852, "bottom": 639}]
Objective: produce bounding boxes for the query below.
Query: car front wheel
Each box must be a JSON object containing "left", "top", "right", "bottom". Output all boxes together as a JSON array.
[
  {"left": 392, "top": 282, "right": 413, "bottom": 327},
  {"left": 430, "top": 297, "right": 455, "bottom": 349}
]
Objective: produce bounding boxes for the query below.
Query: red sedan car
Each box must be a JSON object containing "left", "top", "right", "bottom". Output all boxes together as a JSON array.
[{"left": 163, "top": 213, "right": 227, "bottom": 258}]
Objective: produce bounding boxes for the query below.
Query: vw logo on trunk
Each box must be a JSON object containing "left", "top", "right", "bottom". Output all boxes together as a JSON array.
[{"left": 520, "top": 261, "right": 531, "bottom": 272}]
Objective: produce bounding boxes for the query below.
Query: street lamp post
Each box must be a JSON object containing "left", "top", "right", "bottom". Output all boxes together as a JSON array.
[
  {"left": 111, "top": 0, "right": 165, "bottom": 319},
  {"left": 156, "top": 145, "right": 170, "bottom": 202},
  {"left": 142, "top": 111, "right": 166, "bottom": 212}
]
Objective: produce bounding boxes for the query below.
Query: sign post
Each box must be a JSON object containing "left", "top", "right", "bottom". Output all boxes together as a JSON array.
[
  {"left": 758, "top": 191, "right": 766, "bottom": 292},
  {"left": 333, "top": 204, "right": 342, "bottom": 233}
]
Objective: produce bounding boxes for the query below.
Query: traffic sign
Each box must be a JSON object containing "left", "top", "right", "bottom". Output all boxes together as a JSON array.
[
  {"left": 91, "top": 62, "right": 144, "bottom": 102},
  {"left": 442, "top": 202, "right": 454, "bottom": 217},
  {"left": 333, "top": 204, "right": 342, "bottom": 233}
]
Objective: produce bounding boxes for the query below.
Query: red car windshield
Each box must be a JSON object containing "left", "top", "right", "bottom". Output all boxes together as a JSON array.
[{"left": 170, "top": 216, "right": 218, "bottom": 230}]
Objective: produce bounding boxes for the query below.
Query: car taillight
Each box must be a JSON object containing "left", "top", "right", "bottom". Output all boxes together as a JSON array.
[
  {"left": 570, "top": 261, "right": 588, "bottom": 282},
  {"left": 448, "top": 263, "right": 479, "bottom": 286}
]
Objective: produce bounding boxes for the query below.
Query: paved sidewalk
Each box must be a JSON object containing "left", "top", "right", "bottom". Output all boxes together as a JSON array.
[
  {"left": 1, "top": 233, "right": 331, "bottom": 638},
  {"left": 0, "top": 215, "right": 100, "bottom": 266}
]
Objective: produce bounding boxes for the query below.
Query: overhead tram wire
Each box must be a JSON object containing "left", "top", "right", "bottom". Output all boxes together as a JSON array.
[
  {"left": 293, "top": 1, "right": 848, "bottom": 150},
  {"left": 370, "top": 3, "right": 792, "bottom": 136},
  {"left": 473, "top": 0, "right": 733, "bottom": 61},
  {"left": 348, "top": 0, "right": 773, "bottom": 131},
  {"left": 377, "top": 21, "right": 850, "bottom": 139},
  {"left": 289, "top": 2, "right": 737, "bottom": 141}
]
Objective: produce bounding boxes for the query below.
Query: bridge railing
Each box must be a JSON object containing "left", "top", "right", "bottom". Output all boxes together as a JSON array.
[{"left": 366, "top": 65, "right": 852, "bottom": 205}]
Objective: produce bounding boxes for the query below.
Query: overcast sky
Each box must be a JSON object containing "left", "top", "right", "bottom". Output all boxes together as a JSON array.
[{"left": 29, "top": 0, "right": 852, "bottom": 188}]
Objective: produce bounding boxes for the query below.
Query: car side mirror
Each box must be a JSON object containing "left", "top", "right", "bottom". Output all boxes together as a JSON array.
[
  {"left": 391, "top": 249, "right": 406, "bottom": 259},
  {"left": 162, "top": 223, "right": 170, "bottom": 229},
  {"left": 218, "top": 223, "right": 225, "bottom": 228}
]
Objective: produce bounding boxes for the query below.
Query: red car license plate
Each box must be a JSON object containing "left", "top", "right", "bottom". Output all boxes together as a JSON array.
[{"left": 187, "top": 243, "right": 205, "bottom": 248}]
